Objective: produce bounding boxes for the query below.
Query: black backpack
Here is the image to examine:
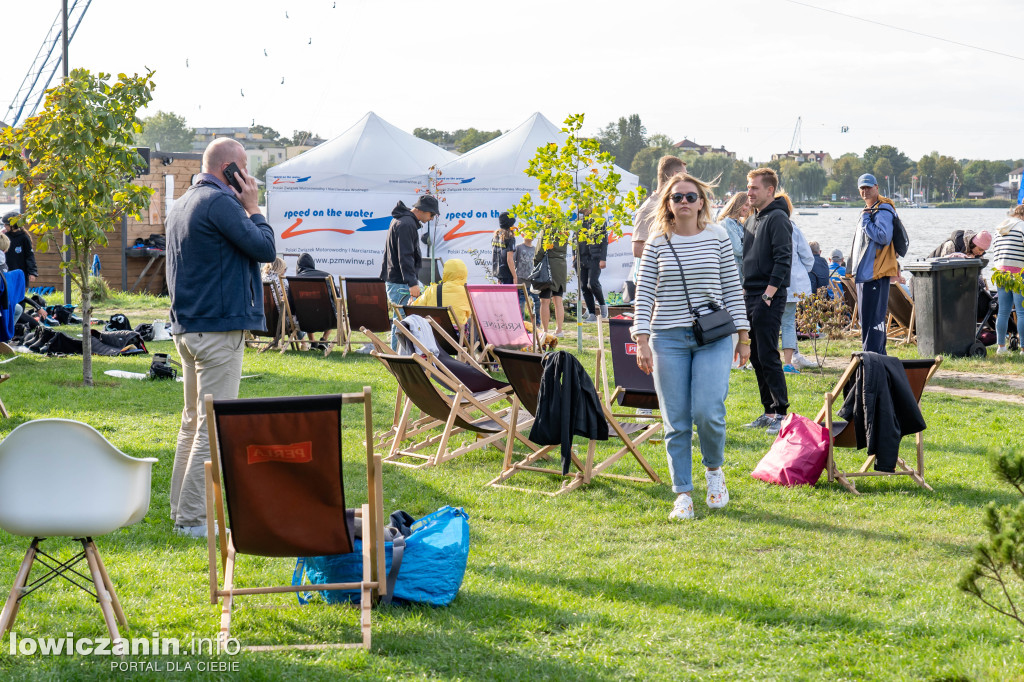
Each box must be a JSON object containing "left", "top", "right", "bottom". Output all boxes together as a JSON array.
[{"left": 873, "top": 204, "right": 909, "bottom": 257}]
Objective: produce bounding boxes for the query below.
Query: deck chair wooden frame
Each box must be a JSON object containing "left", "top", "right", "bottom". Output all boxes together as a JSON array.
[
  {"left": 886, "top": 281, "right": 916, "bottom": 344},
  {"left": 286, "top": 275, "right": 344, "bottom": 357},
  {"left": 814, "top": 354, "right": 942, "bottom": 494},
  {"left": 340, "top": 278, "right": 392, "bottom": 356},
  {"left": 837, "top": 277, "right": 860, "bottom": 333},
  {"left": 247, "top": 276, "right": 298, "bottom": 353},
  {"left": 487, "top": 344, "right": 661, "bottom": 495},
  {"left": 203, "top": 388, "right": 383, "bottom": 651},
  {"left": 371, "top": 352, "right": 530, "bottom": 469},
  {"left": 401, "top": 304, "right": 472, "bottom": 360},
  {"left": 465, "top": 284, "right": 539, "bottom": 366}
]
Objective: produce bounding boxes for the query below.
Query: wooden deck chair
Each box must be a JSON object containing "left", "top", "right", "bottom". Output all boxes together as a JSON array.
[
  {"left": 401, "top": 304, "right": 469, "bottom": 359},
  {"left": 340, "top": 278, "right": 391, "bottom": 356},
  {"left": 371, "top": 352, "right": 531, "bottom": 469},
  {"left": 465, "top": 284, "right": 539, "bottom": 365},
  {"left": 204, "top": 389, "right": 384, "bottom": 651},
  {"left": 247, "top": 276, "right": 298, "bottom": 353},
  {"left": 286, "top": 275, "right": 344, "bottom": 357},
  {"left": 837, "top": 277, "right": 860, "bottom": 332},
  {"left": 487, "top": 345, "right": 661, "bottom": 495},
  {"left": 814, "top": 354, "right": 942, "bottom": 494},
  {"left": 886, "top": 281, "right": 916, "bottom": 344}
]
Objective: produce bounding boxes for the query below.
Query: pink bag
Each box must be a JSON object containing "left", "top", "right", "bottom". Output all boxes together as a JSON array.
[{"left": 751, "top": 413, "right": 830, "bottom": 487}]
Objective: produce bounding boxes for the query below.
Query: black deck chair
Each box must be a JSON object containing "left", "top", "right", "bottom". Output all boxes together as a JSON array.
[
  {"left": 248, "top": 276, "right": 298, "bottom": 353},
  {"left": 340, "top": 278, "right": 391, "bottom": 356},
  {"left": 391, "top": 316, "right": 509, "bottom": 395},
  {"left": 371, "top": 352, "right": 532, "bottom": 469},
  {"left": 886, "top": 281, "right": 916, "bottom": 344},
  {"left": 815, "top": 354, "right": 942, "bottom": 494},
  {"left": 286, "top": 275, "right": 342, "bottom": 356},
  {"left": 401, "top": 304, "right": 464, "bottom": 357},
  {"left": 603, "top": 317, "right": 660, "bottom": 411},
  {"left": 489, "top": 343, "right": 661, "bottom": 495}
]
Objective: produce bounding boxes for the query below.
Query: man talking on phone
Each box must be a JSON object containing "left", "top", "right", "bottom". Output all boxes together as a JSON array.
[{"left": 164, "top": 138, "right": 276, "bottom": 538}]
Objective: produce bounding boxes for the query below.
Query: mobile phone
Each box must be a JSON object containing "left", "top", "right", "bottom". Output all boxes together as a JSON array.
[{"left": 223, "top": 162, "right": 243, "bottom": 192}]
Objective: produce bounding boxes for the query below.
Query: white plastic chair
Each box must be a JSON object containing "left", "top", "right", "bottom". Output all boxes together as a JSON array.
[{"left": 0, "top": 419, "right": 157, "bottom": 644}]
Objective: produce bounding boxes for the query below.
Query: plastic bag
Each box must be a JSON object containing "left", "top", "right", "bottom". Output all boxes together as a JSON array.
[{"left": 751, "top": 413, "right": 829, "bottom": 486}]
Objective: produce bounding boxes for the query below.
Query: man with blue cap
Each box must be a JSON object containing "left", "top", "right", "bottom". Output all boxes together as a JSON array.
[{"left": 849, "top": 173, "right": 898, "bottom": 353}]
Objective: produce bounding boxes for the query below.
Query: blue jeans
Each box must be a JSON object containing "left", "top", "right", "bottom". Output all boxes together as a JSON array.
[
  {"left": 650, "top": 326, "right": 732, "bottom": 493},
  {"left": 780, "top": 301, "right": 798, "bottom": 350},
  {"left": 385, "top": 282, "right": 413, "bottom": 350},
  {"left": 996, "top": 285, "right": 1024, "bottom": 346}
]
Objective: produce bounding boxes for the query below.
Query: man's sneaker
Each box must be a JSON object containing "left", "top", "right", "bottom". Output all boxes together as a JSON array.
[
  {"left": 355, "top": 343, "right": 374, "bottom": 354},
  {"left": 668, "top": 494, "right": 694, "bottom": 520},
  {"left": 705, "top": 469, "right": 729, "bottom": 509},
  {"left": 581, "top": 313, "right": 597, "bottom": 323},
  {"left": 783, "top": 364, "right": 800, "bottom": 374},
  {"left": 996, "top": 346, "right": 1009, "bottom": 355},
  {"left": 744, "top": 414, "right": 774, "bottom": 429},
  {"left": 174, "top": 522, "right": 216, "bottom": 539},
  {"left": 765, "top": 414, "right": 785, "bottom": 436}
]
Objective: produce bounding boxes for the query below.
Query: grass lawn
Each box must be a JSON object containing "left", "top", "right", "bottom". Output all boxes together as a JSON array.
[{"left": 0, "top": 294, "right": 1022, "bottom": 681}]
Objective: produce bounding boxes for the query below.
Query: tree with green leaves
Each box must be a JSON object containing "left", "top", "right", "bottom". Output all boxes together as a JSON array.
[
  {"left": 629, "top": 134, "right": 678, "bottom": 190},
  {"left": 688, "top": 154, "right": 735, "bottom": 193},
  {"left": 136, "top": 110, "right": 194, "bottom": 152},
  {"left": 863, "top": 144, "right": 911, "bottom": 180},
  {"left": 0, "top": 68, "right": 155, "bottom": 386},
  {"left": 249, "top": 123, "right": 284, "bottom": 144},
  {"left": 959, "top": 448, "right": 1024, "bottom": 637},
  {"left": 597, "top": 114, "right": 647, "bottom": 172},
  {"left": 510, "top": 113, "right": 645, "bottom": 349}
]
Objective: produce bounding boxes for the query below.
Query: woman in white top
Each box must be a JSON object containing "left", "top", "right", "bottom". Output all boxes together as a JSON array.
[
  {"left": 991, "top": 204, "right": 1024, "bottom": 354},
  {"left": 632, "top": 173, "right": 751, "bottom": 521}
]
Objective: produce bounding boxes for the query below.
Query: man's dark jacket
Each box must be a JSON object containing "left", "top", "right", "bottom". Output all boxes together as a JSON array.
[
  {"left": 528, "top": 351, "right": 608, "bottom": 474},
  {"left": 165, "top": 174, "right": 277, "bottom": 334},
  {"left": 574, "top": 219, "right": 608, "bottom": 268},
  {"left": 296, "top": 253, "right": 331, "bottom": 279},
  {"left": 809, "top": 254, "right": 830, "bottom": 293},
  {"left": 5, "top": 229, "right": 37, "bottom": 278},
  {"left": 380, "top": 201, "right": 422, "bottom": 286},
  {"left": 837, "top": 352, "right": 927, "bottom": 472},
  {"left": 742, "top": 196, "right": 793, "bottom": 292}
]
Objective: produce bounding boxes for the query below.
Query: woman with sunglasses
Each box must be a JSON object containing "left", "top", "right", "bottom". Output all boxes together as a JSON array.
[{"left": 631, "top": 173, "right": 751, "bottom": 521}]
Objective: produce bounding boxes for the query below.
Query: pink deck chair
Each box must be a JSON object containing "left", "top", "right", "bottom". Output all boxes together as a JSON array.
[{"left": 465, "top": 284, "right": 539, "bottom": 364}]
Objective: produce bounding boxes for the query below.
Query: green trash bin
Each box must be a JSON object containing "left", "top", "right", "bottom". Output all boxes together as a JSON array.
[{"left": 904, "top": 258, "right": 986, "bottom": 358}]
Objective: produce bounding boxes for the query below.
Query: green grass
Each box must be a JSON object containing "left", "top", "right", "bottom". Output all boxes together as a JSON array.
[{"left": 1, "top": 300, "right": 1022, "bottom": 681}]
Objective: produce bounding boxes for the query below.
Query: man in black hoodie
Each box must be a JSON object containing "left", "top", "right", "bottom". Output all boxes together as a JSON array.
[
  {"left": 741, "top": 168, "right": 793, "bottom": 435},
  {"left": 2, "top": 211, "right": 37, "bottom": 284},
  {"left": 379, "top": 195, "right": 439, "bottom": 306},
  {"left": 296, "top": 252, "right": 331, "bottom": 279}
]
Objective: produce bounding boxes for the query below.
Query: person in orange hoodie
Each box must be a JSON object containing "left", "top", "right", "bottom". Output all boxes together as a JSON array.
[{"left": 849, "top": 173, "right": 899, "bottom": 354}]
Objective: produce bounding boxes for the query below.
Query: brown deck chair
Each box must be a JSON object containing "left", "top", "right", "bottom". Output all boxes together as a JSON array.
[
  {"left": 372, "top": 352, "right": 530, "bottom": 469},
  {"left": 488, "top": 344, "right": 661, "bottom": 495},
  {"left": 340, "top": 278, "right": 391, "bottom": 356},
  {"left": 286, "top": 275, "right": 344, "bottom": 357},
  {"left": 886, "top": 281, "right": 916, "bottom": 344},
  {"left": 837, "top": 277, "right": 860, "bottom": 332},
  {"left": 814, "top": 353, "right": 942, "bottom": 494},
  {"left": 203, "top": 389, "right": 383, "bottom": 650},
  {"left": 247, "top": 277, "right": 298, "bottom": 353},
  {"left": 465, "top": 284, "right": 539, "bottom": 366},
  {"left": 401, "top": 304, "right": 468, "bottom": 359}
]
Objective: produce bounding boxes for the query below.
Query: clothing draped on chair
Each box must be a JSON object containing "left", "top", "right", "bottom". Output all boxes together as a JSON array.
[{"left": 528, "top": 350, "right": 608, "bottom": 473}]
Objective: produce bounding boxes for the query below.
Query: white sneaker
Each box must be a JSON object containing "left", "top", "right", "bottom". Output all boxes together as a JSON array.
[
  {"left": 668, "top": 494, "right": 694, "bottom": 520},
  {"left": 793, "top": 352, "right": 817, "bottom": 369},
  {"left": 996, "top": 346, "right": 1009, "bottom": 355},
  {"left": 173, "top": 521, "right": 217, "bottom": 539},
  {"left": 705, "top": 469, "right": 730, "bottom": 509}
]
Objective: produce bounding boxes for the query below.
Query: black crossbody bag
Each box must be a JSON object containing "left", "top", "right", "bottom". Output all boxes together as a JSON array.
[{"left": 666, "top": 239, "right": 736, "bottom": 346}]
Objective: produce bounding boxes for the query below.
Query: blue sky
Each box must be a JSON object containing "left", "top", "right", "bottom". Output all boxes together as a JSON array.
[{"left": 3, "top": 0, "right": 1021, "bottom": 163}]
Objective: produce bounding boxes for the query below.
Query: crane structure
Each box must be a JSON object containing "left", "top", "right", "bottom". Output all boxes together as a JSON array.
[
  {"left": 789, "top": 116, "right": 802, "bottom": 153},
  {"left": 4, "top": 0, "right": 92, "bottom": 129}
]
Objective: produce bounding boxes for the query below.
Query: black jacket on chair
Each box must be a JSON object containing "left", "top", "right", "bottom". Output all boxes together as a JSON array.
[
  {"left": 837, "top": 352, "right": 926, "bottom": 472},
  {"left": 528, "top": 351, "right": 608, "bottom": 474}
]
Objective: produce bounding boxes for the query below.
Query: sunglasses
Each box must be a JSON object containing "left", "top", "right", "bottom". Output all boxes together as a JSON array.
[{"left": 670, "top": 192, "right": 699, "bottom": 204}]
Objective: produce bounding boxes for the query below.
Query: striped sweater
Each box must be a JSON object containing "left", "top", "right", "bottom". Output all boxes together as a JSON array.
[
  {"left": 990, "top": 218, "right": 1024, "bottom": 271},
  {"left": 631, "top": 224, "right": 749, "bottom": 339}
]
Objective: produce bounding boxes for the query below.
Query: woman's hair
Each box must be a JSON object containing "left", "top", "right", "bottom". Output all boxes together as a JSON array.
[
  {"left": 651, "top": 173, "right": 716, "bottom": 240},
  {"left": 717, "top": 192, "right": 748, "bottom": 222},
  {"left": 261, "top": 256, "right": 287, "bottom": 279},
  {"left": 1011, "top": 204, "right": 1024, "bottom": 220},
  {"left": 774, "top": 191, "right": 795, "bottom": 215},
  {"left": 0, "top": 233, "right": 10, "bottom": 252}
]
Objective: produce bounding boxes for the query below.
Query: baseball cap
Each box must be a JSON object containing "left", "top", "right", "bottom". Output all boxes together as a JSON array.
[
  {"left": 857, "top": 173, "right": 878, "bottom": 188},
  {"left": 830, "top": 249, "right": 843, "bottom": 260}
]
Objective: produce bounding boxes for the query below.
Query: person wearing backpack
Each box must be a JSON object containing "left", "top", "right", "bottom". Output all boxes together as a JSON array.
[{"left": 849, "top": 173, "right": 899, "bottom": 354}]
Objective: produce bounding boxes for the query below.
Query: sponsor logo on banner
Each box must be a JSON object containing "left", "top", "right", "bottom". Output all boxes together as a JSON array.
[
  {"left": 271, "top": 175, "right": 311, "bottom": 185},
  {"left": 625, "top": 343, "right": 637, "bottom": 355},
  {"left": 247, "top": 441, "right": 314, "bottom": 465}
]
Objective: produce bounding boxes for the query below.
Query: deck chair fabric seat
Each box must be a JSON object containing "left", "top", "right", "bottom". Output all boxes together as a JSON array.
[
  {"left": 465, "top": 284, "right": 539, "bottom": 363},
  {"left": 204, "top": 389, "right": 383, "bottom": 650},
  {"left": 886, "top": 281, "right": 916, "bottom": 343},
  {"left": 286, "top": 275, "right": 343, "bottom": 355},
  {"left": 340, "top": 278, "right": 391, "bottom": 356},
  {"left": 402, "top": 304, "right": 464, "bottom": 356},
  {"left": 815, "top": 353, "right": 941, "bottom": 494}
]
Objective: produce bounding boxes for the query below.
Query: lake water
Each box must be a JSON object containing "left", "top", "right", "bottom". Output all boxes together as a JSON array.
[{"left": 791, "top": 207, "right": 1011, "bottom": 282}]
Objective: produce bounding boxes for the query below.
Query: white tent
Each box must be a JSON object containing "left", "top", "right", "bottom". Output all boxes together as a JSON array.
[
  {"left": 266, "top": 112, "right": 457, "bottom": 277},
  {"left": 433, "top": 112, "right": 640, "bottom": 290}
]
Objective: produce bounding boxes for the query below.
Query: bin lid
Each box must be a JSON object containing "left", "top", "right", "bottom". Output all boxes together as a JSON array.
[{"left": 904, "top": 257, "right": 986, "bottom": 273}]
